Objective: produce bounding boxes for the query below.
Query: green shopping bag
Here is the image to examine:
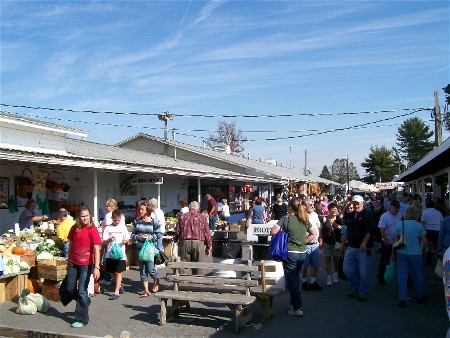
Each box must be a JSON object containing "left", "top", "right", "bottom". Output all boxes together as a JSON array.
[
  {"left": 384, "top": 261, "right": 396, "bottom": 284},
  {"left": 110, "top": 242, "right": 123, "bottom": 260},
  {"left": 139, "top": 240, "right": 151, "bottom": 262}
]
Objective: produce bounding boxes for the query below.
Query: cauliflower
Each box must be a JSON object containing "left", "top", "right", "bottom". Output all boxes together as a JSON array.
[
  {"left": 37, "top": 251, "right": 53, "bottom": 260},
  {"left": 11, "top": 264, "right": 20, "bottom": 274},
  {"left": 45, "top": 239, "right": 55, "bottom": 247},
  {"left": 3, "top": 265, "right": 11, "bottom": 275}
]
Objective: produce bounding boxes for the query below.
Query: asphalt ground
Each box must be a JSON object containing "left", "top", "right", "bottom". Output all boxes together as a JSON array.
[{"left": 0, "top": 250, "right": 448, "bottom": 338}]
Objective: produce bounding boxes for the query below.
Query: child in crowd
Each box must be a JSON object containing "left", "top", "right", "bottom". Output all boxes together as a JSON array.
[{"left": 102, "top": 209, "right": 130, "bottom": 300}]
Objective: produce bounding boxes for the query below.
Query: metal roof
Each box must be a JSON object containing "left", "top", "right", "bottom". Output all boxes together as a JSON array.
[
  {"left": 118, "top": 133, "right": 339, "bottom": 185},
  {"left": 394, "top": 137, "right": 450, "bottom": 182},
  {"left": 0, "top": 139, "right": 280, "bottom": 183},
  {"left": 0, "top": 111, "right": 88, "bottom": 137}
]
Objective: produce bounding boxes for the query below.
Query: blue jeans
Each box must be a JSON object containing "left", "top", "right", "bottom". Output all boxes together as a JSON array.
[
  {"left": 63, "top": 242, "right": 69, "bottom": 259},
  {"left": 66, "top": 262, "right": 93, "bottom": 325},
  {"left": 343, "top": 247, "right": 372, "bottom": 297},
  {"left": 283, "top": 251, "right": 306, "bottom": 311},
  {"left": 209, "top": 214, "right": 218, "bottom": 230},
  {"left": 137, "top": 248, "right": 158, "bottom": 282},
  {"left": 397, "top": 253, "right": 424, "bottom": 301},
  {"left": 303, "top": 243, "right": 320, "bottom": 269}
]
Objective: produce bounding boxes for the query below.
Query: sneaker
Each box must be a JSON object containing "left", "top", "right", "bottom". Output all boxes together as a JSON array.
[
  {"left": 71, "top": 321, "right": 85, "bottom": 328},
  {"left": 332, "top": 274, "right": 339, "bottom": 283},
  {"left": 309, "top": 281, "right": 323, "bottom": 291},
  {"left": 417, "top": 296, "right": 428, "bottom": 304},
  {"left": 108, "top": 294, "right": 120, "bottom": 300},
  {"left": 99, "top": 280, "right": 112, "bottom": 286},
  {"left": 398, "top": 300, "right": 406, "bottom": 308},
  {"left": 358, "top": 295, "right": 368, "bottom": 302},
  {"left": 301, "top": 282, "right": 310, "bottom": 291},
  {"left": 347, "top": 289, "right": 358, "bottom": 298},
  {"left": 327, "top": 276, "right": 332, "bottom": 286},
  {"left": 119, "top": 287, "right": 125, "bottom": 294},
  {"left": 288, "top": 308, "right": 304, "bottom": 317}
]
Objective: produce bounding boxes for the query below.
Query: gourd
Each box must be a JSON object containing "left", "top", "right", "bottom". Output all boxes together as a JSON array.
[
  {"left": 23, "top": 249, "right": 35, "bottom": 256},
  {"left": 0, "top": 244, "right": 5, "bottom": 253},
  {"left": 11, "top": 246, "right": 25, "bottom": 255}
]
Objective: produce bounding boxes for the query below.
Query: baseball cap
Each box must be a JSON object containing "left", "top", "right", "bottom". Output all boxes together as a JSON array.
[
  {"left": 390, "top": 200, "right": 400, "bottom": 209},
  {"left": 352, "top": 195, "right": 364, "bottom": 203}
]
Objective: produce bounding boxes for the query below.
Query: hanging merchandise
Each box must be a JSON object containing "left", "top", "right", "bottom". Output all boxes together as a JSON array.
[
  {"left": 16, "top": 168, "right": 35, "bottom": 199},
  {"left": 46, "top": 171, "right": 67, "bottom": 193},
  {"left": 42, "top": 199, "right": 51, "bottom": 215},
  {"left": 35, "top": 170, "right": 49, "bottom": 192},
  {"left": 36, "top": 195, "right": 43, "bottom": 210},
  {"left": 9, "top": 195, "right": 18, "bottom": 213}
]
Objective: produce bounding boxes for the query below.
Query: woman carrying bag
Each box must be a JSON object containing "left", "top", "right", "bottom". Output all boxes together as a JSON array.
[
  {"left": 391, "top": 206, "right": 428, "bottom": 308},
  {"left": 270, "top": 199, "right": 316, "bottom": 317},
  {"left": 132, "top": 200, "right": 161, "bottom": 297}
]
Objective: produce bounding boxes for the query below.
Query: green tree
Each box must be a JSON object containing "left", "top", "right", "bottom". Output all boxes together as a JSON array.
[
  {"left": 443, "top": 84, "right": 450, "bottom": 132},
  {"left": 396, "top": 117, "right": 434, "bottom": 167},
  {"left": 319, "top": 165, "right": 332, "bottom": 180},
  {"left": 330, "top": 158, "right": 360, "bottom": 184},
  {"left": 206, "top": 121, "right": 247, "bottom": 154},
  {"left": 361, "top": 146, "right": 398, "bottom": 184}
]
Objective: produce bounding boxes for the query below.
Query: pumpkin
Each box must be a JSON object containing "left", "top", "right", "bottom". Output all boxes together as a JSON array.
[
  {"left": 23, "top": 249, "right": 35, "bottom": 256},
  {"left": 12, "top": 246, "right": 25, "bottom": 255},
  {"left": 27, "top": 279, "right": 42, "bottom": 294}
]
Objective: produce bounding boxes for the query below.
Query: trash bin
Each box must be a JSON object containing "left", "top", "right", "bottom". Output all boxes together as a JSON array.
[{"left": 212, "top": 240, "right": 242, "bottom": 259}]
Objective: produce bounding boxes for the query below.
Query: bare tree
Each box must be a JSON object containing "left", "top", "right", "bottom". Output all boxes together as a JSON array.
[{"left": 206, "top": 121, "right": 247, "bottom": 154}]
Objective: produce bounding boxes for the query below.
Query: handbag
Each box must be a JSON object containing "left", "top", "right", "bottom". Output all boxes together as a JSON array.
[
  {"left": 269, "top": 216, "right": 289, "bottom": 261},
  {"left": 154, "top": 250, "right": 169, "bottom": 265},
  {"left": 110, "top": 242, "right": 124, "bottom": 260},
  {"left": 393, "top": 218, "right": 406, "bottom": 249}
]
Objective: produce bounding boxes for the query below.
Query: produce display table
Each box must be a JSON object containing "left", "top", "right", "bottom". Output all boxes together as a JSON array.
[{"left": 0, "top": 270, "right": 29, "bottom": 304}]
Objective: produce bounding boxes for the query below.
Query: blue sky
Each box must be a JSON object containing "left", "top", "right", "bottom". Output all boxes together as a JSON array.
[{"left": 1, "top": 0, "right": 449, "bottom": 177}]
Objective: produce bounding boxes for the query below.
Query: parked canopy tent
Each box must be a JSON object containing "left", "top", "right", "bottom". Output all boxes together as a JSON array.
[{"left": 348, "top": 180, "right": 379, "bottom": 193}]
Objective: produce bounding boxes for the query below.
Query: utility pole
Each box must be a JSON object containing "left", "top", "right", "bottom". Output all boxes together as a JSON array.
[
  {"left": 346, "top": 154, "right": 350, "bottom": 195},
  {"left": 289, "top": 146, "right": 292, "bottom": 168},
  {"left": 158, "top": 111, "right": 174, "bottom": 155},
  {"left": 172, "top": 129, "right": 177, "bottom": 161},
  {"left": 304, "top": 149, "right": 307, "bottom": 176},
  {"left": 434, "top": 90, "right": 442, "bottom": 146}
]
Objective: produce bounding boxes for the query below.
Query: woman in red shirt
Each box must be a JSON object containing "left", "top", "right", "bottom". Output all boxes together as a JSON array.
[{"left": 65, "top": 206, "right": 102, "bottom": 328}]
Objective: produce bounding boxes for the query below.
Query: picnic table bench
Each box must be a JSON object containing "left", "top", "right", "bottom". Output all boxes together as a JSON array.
[{"left": 155, "top": 259, "right": 259, "bottom": 333}]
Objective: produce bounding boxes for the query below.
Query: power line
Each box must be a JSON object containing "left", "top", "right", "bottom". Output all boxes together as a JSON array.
[
  {"left": 0, "top": 103, "right": 433, "bottom": 118},
  {"left": 6, "top": 109, "right": 430, "bottom": 137}
]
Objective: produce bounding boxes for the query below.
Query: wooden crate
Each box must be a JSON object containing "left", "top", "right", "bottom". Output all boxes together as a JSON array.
[
  {"left": 37, "top": 260, "right": 67, "bottom": 281},
  {"left": 20, "top": 254, "right": 36, "bottom": 268},
  {"left": 0, "top": 272, "right": 29, "bottom": 304},
  {"left": 41, "top": 280, "right": 60, "bottom": 302}
]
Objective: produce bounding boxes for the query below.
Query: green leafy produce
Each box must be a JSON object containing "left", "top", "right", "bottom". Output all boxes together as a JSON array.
[{"left": 35, "top": 238, "right": 61, "bottom": 258}]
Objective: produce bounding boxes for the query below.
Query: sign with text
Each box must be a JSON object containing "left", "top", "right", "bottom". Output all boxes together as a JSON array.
[
  {"left": 375, "top": 182, "right": 404, "bottom": 190},
  {"left": 130, "top": 177, "right": 164, "bottom": 185},
  {"left": 246, "top": 220, "right": 278, "bottom": 242}
]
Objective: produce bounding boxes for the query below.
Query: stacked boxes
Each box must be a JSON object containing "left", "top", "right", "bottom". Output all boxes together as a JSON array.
[{"left": 37, "top": 260, "right": 67, "bottom": 281}]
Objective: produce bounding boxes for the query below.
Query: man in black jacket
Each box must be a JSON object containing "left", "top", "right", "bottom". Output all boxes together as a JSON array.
[{"left": 340, "top": 195, "right": 376, "bottom": 302}]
